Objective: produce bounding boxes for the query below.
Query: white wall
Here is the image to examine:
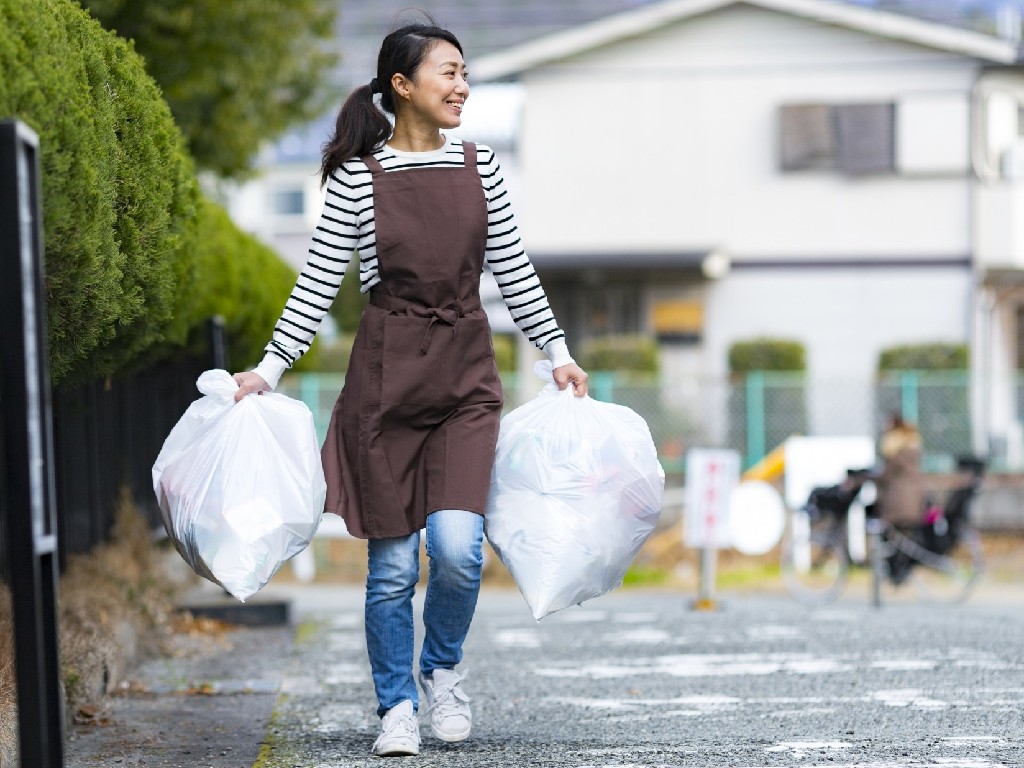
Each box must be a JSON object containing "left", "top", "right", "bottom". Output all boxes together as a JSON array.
[
  {"left": 519, "top": 4, "right": 979, "bottom": 258},
  {"left": 703, "top": 265, "right": 973, "bottom": 434}
]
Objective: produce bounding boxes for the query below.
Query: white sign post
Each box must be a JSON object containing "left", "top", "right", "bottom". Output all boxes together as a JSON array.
[{"left": 685, "top": 448, "right": 740, "bottom": 609}]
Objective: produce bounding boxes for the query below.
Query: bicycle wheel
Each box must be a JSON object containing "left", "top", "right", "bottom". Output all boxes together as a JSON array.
[
  {"left": 782, "top": 509, "right": 849, "bottom": 606},
  {"left": 907, "top": 525, "right": 985, "bottom": 604}
]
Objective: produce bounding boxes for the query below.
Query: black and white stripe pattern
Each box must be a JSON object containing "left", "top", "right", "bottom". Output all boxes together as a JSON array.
[{"left": 263, "top": 138, "right": 566, "bottom": 372}]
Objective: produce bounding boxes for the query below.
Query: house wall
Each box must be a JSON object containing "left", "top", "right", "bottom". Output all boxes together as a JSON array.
[
  {"left": 513, "top": 3, "right": 987, "bottom": 440},
  {"left": 519, "top": 4, "right": 979, "bottom": 257},
  {"left": 704, "top": 264, "right": 972, "bottom": 439}
]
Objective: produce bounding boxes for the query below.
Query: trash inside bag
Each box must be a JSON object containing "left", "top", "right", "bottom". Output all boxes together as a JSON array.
[
  {"left": 153, "top": 369, "right": 326, "bottom": 601},
  {"left": 485, "top": 361, "right": 665, "bottom": 620}
]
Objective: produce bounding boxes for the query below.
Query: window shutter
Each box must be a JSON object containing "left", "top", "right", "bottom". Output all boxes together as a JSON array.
[
  {"left": 834, "top": 103, "right": 895, "bottom": 175},
  {"left": 779, "top": 104, "right": 834, "bottom": 170}
]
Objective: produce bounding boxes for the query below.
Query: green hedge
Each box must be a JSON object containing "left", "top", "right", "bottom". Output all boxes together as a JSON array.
[
  {"left": 0, "top": 0, "right": 298, "bottom": 382},
  {"left": 877, "top": 343, "right": 968, "bottom": 371},
  {"left": 578, "top": 334, "right": 660, "bottom": 373},
  {"left": 0, "top": 0, "right": 198, "bottom": 383},
  {"left": 728, "top": 338, "right": 806, "bottom": 373},
  {"left": 492, "top": 333, "right": 516, "bottom": 374},
  {"left": 145, "top": 197, "right": 298, "bottom": 371}
]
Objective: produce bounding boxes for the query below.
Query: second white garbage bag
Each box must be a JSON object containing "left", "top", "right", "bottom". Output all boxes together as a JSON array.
[
  {"left": 485, "top": 362, "right": 665, "bottom": 620},
  {"left": 153, "top": 369, "right": 326, "bottom": 602}
]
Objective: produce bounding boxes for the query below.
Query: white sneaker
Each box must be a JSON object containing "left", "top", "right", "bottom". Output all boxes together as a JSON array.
[
  {"left": 418, "top": 668, "right": 472, "bottom": 743},
  {"left": 372, "top": 700, "right": 420, "bottom": 757}
]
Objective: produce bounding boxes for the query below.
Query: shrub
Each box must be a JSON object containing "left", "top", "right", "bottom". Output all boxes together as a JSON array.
[
  {"left": 0, "top": 0, "right": 199, "bottom": 383},
  {"left": 577, "top": 334, "right": 659, "bottom": 373},
  {"left": 0, "top": 0, "right": 302, "bottom": 382},
  {"left": 492, "top": 333, "right": 517, "bottom": 374},
  {"left": 155, "top": 197, "right": 309, "bottom": 372},
  {"left": 728, "top": 338, "right": 806, "bottom": 373},
  {"left": 877, "top": 343, "right": 968, "bottom": 371}
]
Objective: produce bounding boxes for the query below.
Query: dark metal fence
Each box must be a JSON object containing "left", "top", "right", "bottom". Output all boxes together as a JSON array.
[
  {"left": 49, "top": 357, "right": 207, "bottom": 563},
  {"left": 1, "top": 357, "right": 208, "bottom": 580}
]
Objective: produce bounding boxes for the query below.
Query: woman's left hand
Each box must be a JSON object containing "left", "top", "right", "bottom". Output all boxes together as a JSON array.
[{"left": 553, "top": 363, "right": 589, "bottom": 397}]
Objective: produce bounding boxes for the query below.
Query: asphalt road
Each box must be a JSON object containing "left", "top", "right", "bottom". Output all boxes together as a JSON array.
[{"left": 67, "top": 582, "right": 1024, "bottom": 768}]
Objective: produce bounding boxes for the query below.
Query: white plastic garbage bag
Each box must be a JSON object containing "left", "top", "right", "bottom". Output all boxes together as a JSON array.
[
  {"left": 152, "top": 369, "right": 326, "bottom": 601},
  {"left": 485, "top": 362, "right": 665, "bottom": 620}
]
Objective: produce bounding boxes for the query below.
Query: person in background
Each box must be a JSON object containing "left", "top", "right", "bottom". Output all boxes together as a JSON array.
[
  {"left": 875, "top": 413, "right": 926, "bottom": 583},
  {"left": 877, "top": 412, "right": 925, "bottom": 525},
  {"left": 232, "top": 18, "right": 588, "bottom": 758}
]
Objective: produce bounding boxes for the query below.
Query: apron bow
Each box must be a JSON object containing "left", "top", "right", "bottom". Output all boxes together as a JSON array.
[{"left": 419, "top": 304, "right": 462, "bottom": 354}]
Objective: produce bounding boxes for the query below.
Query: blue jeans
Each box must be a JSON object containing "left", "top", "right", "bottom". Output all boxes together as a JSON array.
[{"left": 365, "top": 508, "right": 483, "bottom": 716}]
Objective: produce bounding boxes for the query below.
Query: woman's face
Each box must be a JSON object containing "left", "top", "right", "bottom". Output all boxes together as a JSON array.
[{"left": 399, "top": 41, "right": 468, "bottom": 130}]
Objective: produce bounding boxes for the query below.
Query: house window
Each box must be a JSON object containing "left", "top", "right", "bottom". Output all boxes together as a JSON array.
[
  {"left": 547, "top": 282, "right": 643, "bottom": 351},
  {"left": 779, "top": 102, "right": 895, "bottom": 175},
  {"left": 271, "top": 188, "right": 305, "bottom": 216}
]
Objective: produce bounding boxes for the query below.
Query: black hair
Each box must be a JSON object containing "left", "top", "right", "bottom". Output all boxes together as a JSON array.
[{"left": 319, "top": 22, "right": 463, "bottom": 185}]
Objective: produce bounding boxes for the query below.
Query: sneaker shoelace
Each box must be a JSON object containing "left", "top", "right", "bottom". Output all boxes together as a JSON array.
[
  {"left": 377, "top": 709, "right": 418, "bottom": 743},
  {"left": 426, "top": 675, "right": 471, "bottom": 718}
]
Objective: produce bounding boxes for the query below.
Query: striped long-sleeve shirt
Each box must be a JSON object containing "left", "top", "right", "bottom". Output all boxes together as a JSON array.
[{"left": 253, "top": 135, "right": 573, "bottom": 389}]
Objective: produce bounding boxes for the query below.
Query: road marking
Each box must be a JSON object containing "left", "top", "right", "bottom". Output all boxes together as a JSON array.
[
  {"left": 533, "top": 650, "right": 1021, "bottom": 680},
  {"left": 493, "top": 628, "right": 543, "bottom": 648},
  {"left": 325, "top": 633, "right": 363, "bottom": 652},
  {"left": 535, "top": 652, "right": 857, "bottom": 678},
  {"left": 611, "top": 612, "right": 660, "bottom": 623},
  {"left": 869, "top": 689, "right": 950, "bottom": 708},
  {"left": 601, "top": 628, "right": 672, "bottom": 644},
  {"left": 765, "top": 740, "right": 852, "bottom": 756},
  {"left": 870, "top": 659, "right": 938, "bottom": 671},
  {"left": 322, "top": 663, "right": 367, "bottom": 685},
  {"left": 327, "top": 614, "right": 361, "bottom": 629},
  {"left": 551, "top": 609, "right": 608, "bottom": 623},
  {"left": 744, "top": 624, "right": 803, "bottom": 640}
]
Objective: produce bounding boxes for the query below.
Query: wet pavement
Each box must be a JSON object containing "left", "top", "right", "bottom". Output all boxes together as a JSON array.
[{"left": 66, "top": 581, "right": 1024, "bottom": 767}]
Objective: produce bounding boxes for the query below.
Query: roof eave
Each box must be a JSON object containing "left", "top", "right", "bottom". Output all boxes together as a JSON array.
[{"left": 472, "top": 0, "right": 1022, "bottom": 82}]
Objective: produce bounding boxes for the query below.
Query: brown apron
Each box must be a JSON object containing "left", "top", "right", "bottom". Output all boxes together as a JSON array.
[{"left": 321, "top": 142, "right": 503, "bottom": 539}]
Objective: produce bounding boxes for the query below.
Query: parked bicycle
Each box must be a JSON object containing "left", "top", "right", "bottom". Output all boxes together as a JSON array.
[{"left": 781, "top": 457, "right": 986, "bottom": 607}]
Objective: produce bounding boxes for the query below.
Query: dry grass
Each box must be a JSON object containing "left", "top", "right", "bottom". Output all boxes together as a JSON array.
[
  {"left": 58, "top": 490, "right": 178, "bottom": 709},
  {"left": 0, "top": 490, "right": 183, "bottom": 764},
  {"left": 0, "top": 586, "right": 17, "bottom": 768}
]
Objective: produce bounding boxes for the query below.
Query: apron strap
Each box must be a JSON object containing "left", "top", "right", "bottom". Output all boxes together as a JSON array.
[
  {"left": 363, "top": 143, "right": 473, "bottom": 172},
  {"left": 369, "top": 291, "right": 481, "bottom": 315},
  {"left": 362, "top": 152, "right": 385, "bottom": 175}
]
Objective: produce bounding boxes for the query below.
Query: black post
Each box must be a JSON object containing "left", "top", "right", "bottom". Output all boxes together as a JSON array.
[
  {"left": 0, "top": 119, "right": 66, "bottom": 767},
  {"left": 207, "top": 314, "right": 228, "bottom": 370}
]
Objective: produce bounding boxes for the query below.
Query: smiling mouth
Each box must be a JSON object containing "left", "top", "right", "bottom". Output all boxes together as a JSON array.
[{"left": 446, "top": 100, "right": 464, "bottom": 112}]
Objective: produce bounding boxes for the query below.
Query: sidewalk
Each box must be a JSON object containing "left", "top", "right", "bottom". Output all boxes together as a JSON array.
[{"left": 64, "top": 578, "right": 311, "bottom": 768}]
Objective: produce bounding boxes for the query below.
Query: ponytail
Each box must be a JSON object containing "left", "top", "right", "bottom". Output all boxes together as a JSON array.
[
  {"left": 319, "top": 22, "right": 463, "bottom": 186},
  {"left": 319, "top": 84, "right": 392, "bottom": 186}
]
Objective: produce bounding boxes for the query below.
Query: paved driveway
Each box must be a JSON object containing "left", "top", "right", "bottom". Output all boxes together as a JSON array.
[{"left": 67, "top": 583, "right": 1024, "bottom": 767}]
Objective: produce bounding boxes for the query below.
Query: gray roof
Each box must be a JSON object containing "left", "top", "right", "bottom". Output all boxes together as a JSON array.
[
  {"left": 473, "top": 0, "right": 1020, "bottom": 81},
  {"left": 268, "top": 1, "right": 657, "bottom": 165},
  {"left": 329, "top": 0, "right": 661, "bottom": 89},
  {"left": 267, "top": 0, "right": 1015, "bottom": 164}
]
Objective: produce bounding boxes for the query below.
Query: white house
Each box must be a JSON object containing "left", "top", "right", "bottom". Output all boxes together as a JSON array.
[{"left": 469, "top": 0, "right": 1024, "bottom": 467}]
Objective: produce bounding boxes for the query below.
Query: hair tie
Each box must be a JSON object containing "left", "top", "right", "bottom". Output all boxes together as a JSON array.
[{"left": 369, "top": 77, "right": 381, "bottom": 94}]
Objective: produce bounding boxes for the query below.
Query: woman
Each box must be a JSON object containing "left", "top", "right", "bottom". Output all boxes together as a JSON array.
[{"left": 232, "top": 22, "right": 588, "bottom": 757}]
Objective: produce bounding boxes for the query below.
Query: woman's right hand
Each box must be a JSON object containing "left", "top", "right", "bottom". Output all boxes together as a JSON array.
[{"left": 232, "top": 371, "right": 270, "bottom": 402}]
